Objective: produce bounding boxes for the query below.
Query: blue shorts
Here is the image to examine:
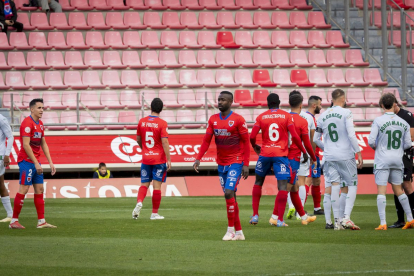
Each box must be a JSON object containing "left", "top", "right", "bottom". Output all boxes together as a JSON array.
[
  {"left": 255, "top": 156, "right": 291, "bottom": 181},
  {"left": 141, "top": 163, "right": 167, "bottom": 183},
  {"left": 218, "top": 163, "right": 243, "bottom": 192},
  {"left": 310, "top": 156, "right": 321, "bottom": 178},
  {"left": 18, "top": 160, "right": 43, "bottom": 185},
  {"left": 288, "top": 157, "right": 300, "bottom": 185}
]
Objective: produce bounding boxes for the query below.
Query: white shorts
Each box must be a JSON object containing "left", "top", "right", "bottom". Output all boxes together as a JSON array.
[
  {"left": 323, "top": 159, "right": 358, "bottom": 187},
  {"left": 374, "top": 168, "right": 403, "bottom": 186},
  {"left": 298, "top": 156, "right": 309, "bottom": 177},
  {"left": 0, "top": 160, "right": 4, "bottom": 176}
]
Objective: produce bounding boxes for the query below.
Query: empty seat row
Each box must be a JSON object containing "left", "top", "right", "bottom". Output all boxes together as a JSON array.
[
  {"left": 15, "top": 0, "right": 313, "bottom": 11},
  {"left": 388, "top": 30, "right": 414, "bottom": 47},
  {"left": 0, "top": 49, "right": 368, "bottom": 70},
  {"left": 0, "top": 68, "right": 387, "bottom": 90},
  {"left": 355, "top": 0, "right": 414, "bottom": 10},
  {"left": 0, "top": 30, "right": 349, "bottom": 50},
  {"left": 371, "top": 11, "right": 414, "bottom": 28},
  {"left": 18, "top": 11, "right": 330, "bottom": 31}
]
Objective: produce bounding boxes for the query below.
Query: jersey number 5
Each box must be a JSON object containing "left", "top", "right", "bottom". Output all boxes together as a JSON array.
[
  {"left": 269, "top": 123, "right": 279, "bottom": 142},
  {"left": 146, "top": 132, "right": 154, "bottom": 148}
]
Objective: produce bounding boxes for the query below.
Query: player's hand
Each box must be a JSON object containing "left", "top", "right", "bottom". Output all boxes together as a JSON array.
[
  {"left": 312, "top": 160, "right": 317, "bottom": 168},
  {"left": 193, "top": 160, "right": 200, "bottom": 173},
  {"left": 3, "top": 155, "right": 10, "bottom": 167},
  {"left": 35, "top": 163, "right": 43, "bottom": 174},
  {"left": 302, "top": 153, "right": 309, "bottom": 164},
  {"left": 253, "top": 144, "right": 261, "bottom": 155},
  {"left": 242, "top": 165, "right": 249, "bottom": 180},
  {"left": 50, "top": 163, "right": 56, "bottom": 176},
  {"left": 166, "top": 160, "right": 171, "bottom": 172},
  {"left": 357, "top": 153, "right": 363, "bottom": 169}
]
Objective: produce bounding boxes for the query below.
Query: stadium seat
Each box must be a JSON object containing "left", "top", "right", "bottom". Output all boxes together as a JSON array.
[
  {"left": 291, "top": 69, "right": 314, "bottom": 87},
  {"left": 140, "top": 71, "right": 163, "bottom": 88},
  {"left": 0, "top": 33, "right": 13, "bottom": 50},
  {"left": 364, "top": 68, "right": 388, "bottom": 86},
  {"left": 181, "top": 12, "right": 202, "bottom": 29},
  {"left": 271, "top": 31, "right": 293, "bottom": 48},
  {"left": 83, "top": 71, "right": 106, "bottom": 89},
  {"left": 123, "top": 31, "right": 146, "bottom": 48},
  {"left": 29, "top": 32, "right": 52, "bottom": 50},
  {"left": 345, "top": 50, "right": 369, "bottom": 66},
  {"left": 308, "top": 50, "right": 332, "bottom": 67},
  {"left": 291, "top": 0, "right": 312, "bottom": 9},
  {"left": 178, "top": 90, "right": 203, "bottom": 107},
  {"left": 364, "top": 88, "right": 381, "bottom": 106},
  {"left": 31, "top": 13, "right": 53, "bottom": 30},
  {"left": 44, "top": 52, "right": 67, "bottom": 69},
  {"left": 80, "top": 91, "right": 104, "bottom": 109},
  {"left": 200, "top": 0, "right": 222, "bottom": 10},
  {"left": 326, "top": 31, "right": 349, "bottom": 48},
  {"left": 291, "top": 50, "right": 312, "bottom": 67},
  {"left": 122, "top": 51, "right": 145, "bottom": 69},
  {"left": 67, "top": 32, "right": 89, "bottom": 49},
  {"left": 197, "top": 70, "right": 220, "bottom": 87},
  {"left": 309, "top": 69, "right": 332, "bottom": 87},
  {"left": 158, "top": 90, "right": 182, "bottom": 108},
  {"left": 252, "top": 31, "right": 274, "bottom": 48},
  {"left": 25, "top": 72, "right": 48, "bottom": 90},
  {"left": 43, "top": 91, "right": 65, "bottom": 110},
  {"left": 290, "top": 12, "right": 312, "bottom": 29},
  {"left": 64, "top": 71, "right": 88, "bottom": 89},
  {"left": 254, "top": 0, "right": 276, "bottom": 9},
  {"left": 103, "top": 51, "right": 126, "bottom": 69},
  {"left": 253, "top": 69, "right": 277, "bottom": 87},
  {"left": 84, "top": 51, "right": 106, "bottom": 69},
  {"left": 217, "top": 12, "right": 240, "bottom": 29},
  {"left": 86, "top": 32, "right": 108, "bottom": 49},
  {"left": 81, "top": 111, "right": 104, "bottom": 130},
  {"left": 308, "top": 31, "right": 331, "bottom": 48},
  {"left": 89, "top": 0, "right": 112, "bottom": 10},
  {"left": 160, "top": 110, "right": 180, "bottom": 129},
  {"left": 181, "top": 0, "right": 203, "bottom": 9},
  {"left": 141, "top": 31, "right": 164, "bottom": 49},
  {"left": 100, "top": 111, "right": 123, "bottom": 130},
  {"left": 218, "top": 0, "right": 240, "bottom": 9},
  {"left": 123, "top": 12, "right": 147, "bottom": 29},
  {"left": 252, "top": 50, "right": 273, "bottom": 67},
  {"left": 49, "top": 13, "right": 72, "bottom": 30},
  {"left": 102, "top": 71, "right": 126, "bottom": 89},
  {"left": 0, "top": 53, "right": 10, "bottom": 70},
  {"left": 16, "top": 14, "right": 34, "bottom": 31},
  {"left": 309, "top": 89, "right": 328, "bottom": 106},
  {"left": 145, "top": 0, "right": 168, "bottom": 10},
  {"left": 326, "top": 49, "right": 350, "bottom": 67},
  {"left": 235, "top": 31, "right": 257, "bottom": 48},
  {"left": 144, "top": 12, "right": 166, "bottom": 29},
  {"left": 87, "top": 13, "right": 110, "bottom": 30},
  {"left": 199, "top": 12, "right": 221, "bottom": 29},
  {"left": 48, "top": 32, "right": 69, "bottom": 50},
  {"left": 235, "top": 69, "right": 258, "bottom": 87},
  {"left": 45, "top": 72, "right": 68, "bottom": 89},
  {"left": 71, "top": 0, "right": 93, "bottom": 10},
  {"left": 351, "top": 108, "right": 370, "bottom": 126},
  {"left": 65, "top": 51, "right": 87, "bottom": 69},
  {"left": 108, "top": 0, "right": 130, "bottom": 10},
  {"left": 235, "top": 50, "right": 256, "bottom": 67},
  {"left": 7, "top": 52, "right": 30, "bottom": 70},
  {"left": 176, "top": 110, "right": 199, "bottom": 129},
  {"left": 370, "top": 11, "right": 382, "bottom": 28},
  {"left": 271, "top": 12, "right": 293, "bottom": 29},
  {"left": 125, "top": 0, "right": 147, "bottom": 9},
  {"left": 346, "top": 69, "right": 370, "bottom": 86},
  {"left": 100, "top": 90, "right": 123, "bottom": 108},
  {"left": 60, "top": 111, "right": 78, "bottom": 130},
  {"left": 195, "top": 89, "right": 216, "bottom": 107},
  {"left": 15, "top": 0, "right": 38, "bottom": 10},
  {"left": 6, "top": 72, "right": 28, "bottom": 89},
  {"left": 327, "top": 69, "right": 350, "bottom": 87},
  {"left": 68, "top": 13, "right": 91, "bottom": 30},
  {"left": 197, "top": 51, "right": 219, "bottom": 67},
  {"left": 163, "top": 12, "right": 185, "bottom": 29},
  {"left": 253, "top": 12, "right": 275, "bottom": 28},
  {"left": 120, "top": 90, "right": 141, "bottom": 108},
  {"left": 253, "top": 89, "right": 269, "bottom": 106},
  {"left": 216, "top": 69, "right": 238, "bottom": 87},
  {"left": 179, "top": 50, "right": 201, "bottom": 68},
  {"left": 180, "top": 70, "right": 202, "bottom": 87},
  {"left": 10, "top": 33, "right": 31, "bottom": 50},
  {"left": 161, "top": 31, "right": 184, "bottom": 48},
  {"left": 0, "top": 73, "right": 9, "bottom": 90},
  {"left": 159, "top": 70, "right": 183, "bottom": 88},
  {"left": 235, "top": 12, "right": 257, "bottom": 29},
  {"left": 180, "top": 31, "right": 202, "bottom": 48},
  {"left": 217, "top": 31, "right": 240, "bottom": 48},
  {"left": 236, "top": 109, "right": 254, "bottom": 127},
  {"left": 270, "top": 50, "right": 292, "bottom": 67},
  {"left": 365, "top": 108, "right": 383, "bottom": 121},
  {"left": 24, "top": 92, "right": 42, "bottom": 109},
  {"left": 308, "top": 11, "right": 331, "bottom": 28},
  {"left": 235, "top": 89, "right": 258, "bottom": 106},
  {"left": 119, "top": 111, "right": 138, "bottom": 130},
  {"left": 198, "top": 31, "right": 221, "bottom": 48},
  {"left": 141, "top": 51, "right": 164, "bottom": 68},
  {"left": 105, "top": 31, "right": 128, "bottom": 49},
  {"left": 121, "top": 70, "right": 145, "bottom": 88},
  {"left": 3, "top": 92, "right": 24, "bottom": 109},
  {"left": 42, "top": 112, "right": 64, "bottom": 131},
  {"left": 216, "top": 50, "right": 237, "bottom": 67},
  {"left": 236, "top": 0, "right": 258, "bottom": 9},
  {"left": 273, "top": 69, "right": 296, "bottom": 87},
  {"left": 160, "top": 51, "right": 182, "bottom": 68}
]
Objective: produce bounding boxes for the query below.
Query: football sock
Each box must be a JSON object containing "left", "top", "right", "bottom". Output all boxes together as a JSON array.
[
  {"left": 252, "top": 185, "right": 262, "bottom": 216},
  {"left": 339, "top": 193, "right": 347, "bottom": 220},
  {"left": 323, "top": 194, "right": 332, "bottom": 224},
  {"left": 34, "top": 194, "right": 45, "bottom": 220},
  {"left": 394, "top": 194, "right": 405, "bottom": 222},
  {"left": 344, "top": 186, "right": 357, "bottom": 220},
  {"left": 377, "top": 195, "right": 386, "bottom": 225},
  {"left": 398, "top": 194, "right": 414, "bottom": 221},
  {"left": 226, "top": 198, "right": 236, "bottom": 228},
  {"left": 331, "top": 185, "right": 340, "bottom": 220},
  {"left": 311, "top": 185, "right": 321, "bottom": 210},
  {"left": 299, "top": 186, "right": 306, "bottom": 208},
  {"left": 290, "top": 191, "right": 305, "bottom": 217},
  {"left": 235, "top": 230, "right": 243, "bottom": 235},
  {"left": 152, "top": 190, "right": 162, "bottom": 213},
  {"left": 234, "top": 202, "right": 242, "bottom": 231},
  {"left": 287, "top": 193, "right": 294, "bottom": 209},
  {"left": 276, "top": 190, "right": 288, "bottom": 221},
  {"left": 271, "top": 214, "right": 278, "bottom": 220},
  {"left": 272, "top": 196, "right": 278, "bottom": 217},
  {"left": 305, "top": 185, "right": 310, "bottom": 204},
  {"left": 137, "top": 186, "right": 148, "bottom": 203},
  {"left": 1, "top": 196, "right": 13, "bottom": 217},
  {"left": 12, "top": 193, "right": 25, "bottom": 220},
  {"left": 408, "top": 192, "right": 414, "bottom": 214}
]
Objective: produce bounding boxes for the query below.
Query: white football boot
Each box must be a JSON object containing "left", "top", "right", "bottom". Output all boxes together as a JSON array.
[
  {"left": 132, "top": 203, "right": 142, "bottom": 219},
  {"left": 150, "top": 213, "right": 165, "bottom": 220}
]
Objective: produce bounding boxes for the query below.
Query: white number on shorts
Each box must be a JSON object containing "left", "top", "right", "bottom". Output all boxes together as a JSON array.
[
  {"left": 28, "top": 169, "right": 33, "bottom": 178},
  {"left": 145, "top": 132, "right": 155, "bottom": 148},
  {"left": 269, "top": 123, "right": 279, "bottom": 142}
]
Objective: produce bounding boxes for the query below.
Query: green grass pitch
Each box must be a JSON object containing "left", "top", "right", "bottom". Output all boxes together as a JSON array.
[{"left": 1, "top": 195, "right": 414, "bottom": 276}]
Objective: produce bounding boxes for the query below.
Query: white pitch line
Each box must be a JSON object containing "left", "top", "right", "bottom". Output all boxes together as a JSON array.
[{"left": 284, "top": 269, "right": 414, "bottom": 276}]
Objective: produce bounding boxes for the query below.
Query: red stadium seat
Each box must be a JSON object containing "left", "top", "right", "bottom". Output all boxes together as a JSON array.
[
  {"left": 100, "top": 111, "right": 124, "bottom": 130},
  {"left": 64, "top": 71, "right": 88, "bottom": 89},
  {"left": 235, "top": 89, "right": 258, "bottom": 106},
  {"left": 236, "top": 109, "right": 254, "bottom": 127},
  {"left": 198, "top": 31, "right": 221, "bottom": 48},
  {"left": 103, "top": 51, "right": 126, "bottom": 69},
  {"left": 195, "top": 89, "right": 216, "bottom": 107},
  {"left": 309, "top": 69, "right": 332, "bottom": 87},
  {"left": 43, "top": 91, "right": 65, "bottom": 110},
  {"left": 31, "top": 13, "right": 53, "bottom": 30},
  {"left": 364, "top": 88, "right": 382, "bottom": 106},
  {"left": 217, "top": 31, "right": 240, "bottom": 48},
  {"left": 235, "top": 31, "right": 257, "bottom": 48},
  {"left": 89, "top": 0, "right": 112, "bottom": 10},
  {"left": 273, "top": 69, "right": 296, "bottom": 87},
  {"left": 102, "top": 71, "right": 126, "bottom": 89},
  {"left": 291, "top": 0, "right": 312, "bottom": 9},
  {"left": 0, "top": 73, "right": 10, "bottom": 90},
  {"left": 326, "top": 31, "right": 349, "bottom": 48},
  {"left": 124, "top": 12, "right": 147, "bottom": 29},
  {"left": 140, "top": 71, "right": 163, "bottom": 88},
  {"left": 2, "top": 92, "right": 23, "bottom": 108},
  {"left": 48, "top": 32, "right": 69, "bottom": 50},
  {"left": 60, "top": 111, "right": 78, "bottom": 130},
  {"left": 0, "top": 33, "right": 12, "bottom": 50},
  {"left": 0, "top": 53, "right": 11, "bottom": 70},
  {"left": 217, "top": 12, "right": 240, "bottom": 29},
  {"left": 50, "top": 13, "right": 72, "bottom": 30},
  {"left": 235, "top": 50, "right": 256, "bottom": 68},
  {"left": 308, "top": 11, "right": 331, "bottom": 28},
  {"left": 160, "top": 51, "right": 182, "bottom": 68},
  {"left": 345, "top": 69, "right": 370, "bottom": 86},
  {"left": 45, "top": 72, "right": 68, "bottom": 89},
  {"left": 82, "top": 71, "right": 106, "bottom": 89},
  {"left": 144, "top": 12, "right": 166, "bottom": 29},
  {"left": 197, "top": 50, "right": 220, "bottom": 67},
  {"left": 271, "top": 31, "right": 293, "bottom": 48},
  {"left": 179, "top": 50, "right": 201, "bottom": 68},
  {"left": 10, "top": 33, "right": 32, "bottom": 50},
  {"left": 180, "top": 70, "right": 202, "bottom": 87},
  {"left": 71, "top": 0, "right": 93, "bottom": 10},
  {"left": 87, "top": 13, "right": 110, "bottom": 30},
  {"left": 122, "top": 51, "right": 145, "bottom": 69},
  {"left": 351, "top": 108, "right": 370, "bottom": 126},
  {"left": 159, "top": 90, "right": 182, "bottom": 108},
  {"left": 144, "top": 0, "right": 167, "bottom": 10},
  {"left": 108, "top": 0, "right": 130, "bottom": 10},
  {"left": 181, "top": 12, "right": 202, "bottom": 29},
  {"left": 236, "top": 0, "right": 258, "bottom": 9},
  {"left": 140, "top": 90, "right": 158, "bottom": 106},
  {"left": 42, "top": 112, "right": 64, "bottom": 130},
  {"left": 29, "top": 32, "right": 52, "bottom": 50},
  {"left": 65, "top": 51, "right": 87, "bottom": 69},
  {"left": 142, "top": 31, "right": 164, "bottom": 49},
  {"left": 141, "top": 50, "right": 164, "bottom": 68},
  {"left": 253, "top": 69, "right": 277, "bottom": 87},
  {"left": 44, "top": 52, "right": 67, "bottom": 69},
  {"left": 345, "top": 50, "right": 369, "bottom": 66},
  {"left": 177, "top": 110, "right": 200, "bottom": 129},
  {"left": 197, "top": 70, "right": 220, "bottom": 87},
  {"left": 120, "top": 90, "right": 141, "bottom": 108},
  {"left": 273, "top": 0, "right": 294, "bottom": 9},
  {"left": 6, "top": 72, "right": 28, "bottom": 89},
  {"left": 236, "top": 12, "right": 257, "bottom": 29},
  {"left": 308, "top": 31, "right": 331, "bottom": 48},
  {"left": 119, "top": 111, "right": 138, "bottom": 130},
  {"left": 159, "top": 70, "right": 183, "bottom": 88},
  {"left": 123, "top": 31, "right": 146, "bottom": 48},
  {"left": 272, "top": 12, "right": 294, "bottom": 29},
  {"left": 290, "top": 69, "right": 314, "bottom": 87},
  {"left": 327, "top": 69, "right": 350, "bottom": 87},
  {"left": 291, "top": 50, "right": 312, "bottom": 67},
  {"left": 81, "top": 111, "right": 104, "bottom": 130},
  {"left": 68, "top": 13, "right": 91, "bottom": 30},
  {"left": 126, "top": 0, "right": 149, "bottom": 10},
  {"left": 84, "top": 51, "right": 106, "bottom": 69},
  {"left": 85, "top": 32, "right": 109, "bottom": 49},
  {"left": 309, "top": 49, "right": 332, "bottom": 67},
  {"left": 290, "top": 12, "right": 312, "bottom": 29},
  {"left": 180, "top": 31, "right": 202, "bottom": 48},
  {"left": 100, "top": 90, "right": 123, "bottom": 109},
  {"left": 160, "top": 110, "right": 180, "bottom": 129},
  {"left": 161, "top": 31, "right": 184, "bottom": 49},
  {"left": 178, "top": 90, "right": 203, "bottom": 107},
  {"left": 253, "top": 50, "right": 274, "bottom": 67},
  {"left": 216, "top": 50, "right": 237, "bottom": 67},
  {"left": 253, "top": 31, "right": 275, "bottom": 48},
  {"left": 254, "top": 0, "right": 276, "bottom": 9},
  {"left": 216, "top": 69, "right": 238, "bottom": 87},
  {"left": 67, "top": 32, "right": 89, "bottom": 49},
  {"left": 326, "top": 49, "right": 350, "bottom": 67},
  {"left": 364, "top": 69, "right": 388, "bottom": 86},
  {"left": 253, "top": 12, "right": 275, "bottom": 29},
  {"left": 199, "top": 12, "right": 221, "bottom": 29},
  {"left": 163, "top": 12, "right": 185, "bottom": 29},
  {"left": 200, "top": 0, "right": 222, "bottom": 10},
  {"left": 121, "top": 70, "right": 145, "bottom": 88},
  {"left": 8, "top": 52, "right": 30, "bottom": 70},
  {"left": 253, "top": 89, "right": 269, "bottom": 105},
  {"left": 105, "top": 31, "right": 128, "bottom": 49},
  {"left": 218, "top": 0, "right": 241, "bottom": 9},
  {"left": 235, "top": 69, "right": 258, "bottom": 87},
  {"left": 25, "top": 72, "right": 48, "bottom": 90},
  {"left": 365, "top": 108, "right": 383, "bottom": 121},
  {"left": 81, "top": 91, "right": 104, "bottom": 109}
]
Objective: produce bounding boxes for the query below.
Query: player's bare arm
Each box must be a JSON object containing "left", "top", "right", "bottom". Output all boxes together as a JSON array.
[
  {"left": 194, "top": 133, "right": 213, "bottom": 173},
  {"left": 241, "top": 132, "right": 250, "bottom": 180},
  {"left": 41, "top": 137, "right": 56, "bottom": 176},
  {"left": 310, "top": 129, "right": 316, "bottom": 153},
  {"left": 136, "top": 135, "right": 142, "bottom": 148},
  {"left": 161, "top": 137, "right": 171, "bottom": 171}
]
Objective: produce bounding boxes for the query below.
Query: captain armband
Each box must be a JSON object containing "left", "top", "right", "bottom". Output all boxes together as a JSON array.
[{"left": 315, "top": 127, "right": 323, "bottom": 133}]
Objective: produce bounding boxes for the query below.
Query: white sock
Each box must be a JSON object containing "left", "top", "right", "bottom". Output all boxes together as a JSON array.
[
  {"left": 323, "top": 194, "right": 332, "bottom": 224},
  {"left": 38, "top": 218, "right": 45, "bottom": 225},
  {"left": 314, "top": 207, "right": 321, "bottom": 211},
  {"left": 377, "top": 195, "right": 386, "bottom": 225},
  {"left": 339, "top": 193, "right": 347, "bottom": 221},
  {"left": 227, "top": 226, "right": 235, "bottom": 232},
  {"left": 1, "top": 196, "right": 13, "bottom": 217},
  {"left": 301, "top": 214, "right": 308, "bottom": 220},
  {"left": 11, "top": 218, "right": 18, "bottom": 223},
  {"left": 344, "top": 186, "right": 357, "bottom": 220},
  {"left": 299, "top": 186, "right": 306, "bottom": 207},
  {"left": 137, "top": 202, "right": 142, "bottom": 207},
  {"left": 331, "top": 185, "right": 340, "bottom": 221},
  {"left": 398, "top": 194, "right": 414, "bottom": 221},
  {"left": 235, "top": 230, "right": 243, "bottom": 235},
  {"left": 287, "top": 193, "right": 294, "bottom": 209},
  {"left": 271, "top": 214, "right": 278, "bottom": 220}
]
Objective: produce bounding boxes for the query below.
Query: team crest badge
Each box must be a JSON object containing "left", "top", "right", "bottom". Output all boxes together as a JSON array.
[{"left": 228, "top": 120, "right": 234, "bottom": 127}]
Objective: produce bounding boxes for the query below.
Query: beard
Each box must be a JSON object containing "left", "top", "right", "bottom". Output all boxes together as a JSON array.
[{"left": 315, "top": 107, "right": 321, "bottom": 114}]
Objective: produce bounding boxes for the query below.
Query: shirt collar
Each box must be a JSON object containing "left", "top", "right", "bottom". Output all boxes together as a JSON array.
[
  {"left": 219, "top": 111, "right": 233, "bottom": 120},
  {"left": 30, "top": 115, "right": 39, "bottom": 125}
]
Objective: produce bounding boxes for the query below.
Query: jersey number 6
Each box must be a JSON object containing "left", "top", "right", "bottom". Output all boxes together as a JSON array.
[{"left": 269, "top": 123, "right": 279, "bottom": 142}]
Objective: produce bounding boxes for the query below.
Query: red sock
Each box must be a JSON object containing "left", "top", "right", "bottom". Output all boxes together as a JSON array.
[
  {"left": 305, "top": 185, "right": 310, "bottom": 204},
  {"left": 252, "top": 185, "right": 262, "bottom": 216},
  {"left": 272, "top": 195, "right": 278, "bottom": 216},
  {"left": 12, "top": 193, "right": 25, "bottom": 219},
  {"left": 312, "top": 185, "right": 321, "bottom": 209},
  {"left": 277, "top": 191, "right": 288, "bottom": 221},
  {"left": 137, "top": 186, "right": 148, "bottom": 203},
  {"left": 226, "top": 197, "right": 235, "bottom": 228},
  {"left": 291, "top": 191, "right": 305, "bottom": 217},
  {"left": 34, "top": 194, "right": 45, "bottom": 220},
  {"left": 152, "top": 190, "right": 162, "bottom": 213},
  {"left": 234, "top": 201, "right": 242, "bottom": 231}
]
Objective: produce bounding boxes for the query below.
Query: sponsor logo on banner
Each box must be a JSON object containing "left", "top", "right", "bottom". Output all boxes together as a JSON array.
[{"left": 111, "top": 137, "right": 142, "bottom": 162}]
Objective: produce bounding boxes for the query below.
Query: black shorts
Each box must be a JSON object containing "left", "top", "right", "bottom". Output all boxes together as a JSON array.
[{"left": 403, "top": 149, "right": 413, "bottom": 182}]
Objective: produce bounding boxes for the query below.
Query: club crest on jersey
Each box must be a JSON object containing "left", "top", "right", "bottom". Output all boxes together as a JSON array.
[
  {"left": 214, "top": 129, "right": 231, "bottom": 136},
  {"left": 33, "top": 132, "right": 42, "bottom": 138},
  {"left": 228, "top": 120, "right": 234, "bottom": 127},
  {"left": 40, "top": 125, "right": 43, "bottom": 130}
]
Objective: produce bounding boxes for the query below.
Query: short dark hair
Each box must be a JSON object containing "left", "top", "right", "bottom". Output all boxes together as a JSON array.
[
  {"left": 267, "top": 93, "right": 280, "bottom": 109},
  {"left": 289, "top": 90, "right": 302, "bottom": 97},
  {"left": 380, "top": 93, "right": 397, "bottom": 110},
  {"left": 331, "top": 89, "right": 345, "bottom": 101},
  {"left": 308, "top": 95, "right": 322, "bottom": 106},
  {"left": 289, "top": 93, "right": 303, "bottom": 108},
  {"left": 99, "top": 162, "right": 106, "bottom": 169},
  {"left": 219, "top": 91, "right": 234, "bottom": 100},
  {"left": 151, "top": 98, "right": 163, "bottom": 114},
  {"left": 29, "top": 98, "right": 43, "bottom": 108}
]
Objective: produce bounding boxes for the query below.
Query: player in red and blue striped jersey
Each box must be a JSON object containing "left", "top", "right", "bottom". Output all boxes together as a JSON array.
[{"left": 194, "top": 91, "right": 250, "bottom": 241}]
